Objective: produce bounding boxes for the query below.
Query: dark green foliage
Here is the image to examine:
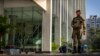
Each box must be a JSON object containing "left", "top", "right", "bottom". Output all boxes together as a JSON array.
[
  {"left": 88, "top": 28, "right": 100, "bottom": 52},
  {"left": 0, "top": 16, "right": 10, "bottom": 48},
  {"left": 0, "top": 16, "right": 10, "bottom": 35}
]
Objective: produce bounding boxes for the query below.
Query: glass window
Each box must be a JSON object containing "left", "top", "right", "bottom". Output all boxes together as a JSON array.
[{"left": 4, "top": 6, "right": 43, "bottom": 52}]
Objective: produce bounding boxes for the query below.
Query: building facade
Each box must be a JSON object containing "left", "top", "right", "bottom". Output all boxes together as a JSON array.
[
  {"left": 86, "top": 15, "right": 100, "bottom": 39},
  {"left": 0, "top": 0, "right": 86, "bottom": 52},
  {"left": 52, "top": 0, "right": 86, "bottom": 48},
  {"left": 87, "top": 15, "right": 100, "bottom": 30}
]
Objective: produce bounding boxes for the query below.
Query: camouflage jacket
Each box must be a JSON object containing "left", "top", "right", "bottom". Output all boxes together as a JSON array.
[{"left": 71, "top": 16, "right": 85, "bottom": 30}]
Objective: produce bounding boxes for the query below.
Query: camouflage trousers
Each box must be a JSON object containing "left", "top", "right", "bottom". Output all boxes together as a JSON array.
[{"left": 72, "top": 29, "right": 82, "bottom": 46}]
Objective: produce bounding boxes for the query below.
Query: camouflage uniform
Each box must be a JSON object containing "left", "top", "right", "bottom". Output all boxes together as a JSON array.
[{"left": 71, "top": 16, "right": 85, "bottom": 53}]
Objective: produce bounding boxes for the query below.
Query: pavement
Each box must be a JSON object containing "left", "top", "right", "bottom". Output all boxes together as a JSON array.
[{"left": 0, "top": 53, "right": 100, "bottom": 56}]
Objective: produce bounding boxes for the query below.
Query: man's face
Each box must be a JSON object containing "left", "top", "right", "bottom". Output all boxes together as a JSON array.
[{"left": 76, "top": 12, "right": 81, "bottom": 16}]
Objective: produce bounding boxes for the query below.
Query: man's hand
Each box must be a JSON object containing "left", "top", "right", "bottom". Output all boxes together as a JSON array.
[
  {"left": 80, "top": 29, "right": 85, "bottom": 35},
  {"left": 83, "top": 31, "right": 85, "bottom": 35}
]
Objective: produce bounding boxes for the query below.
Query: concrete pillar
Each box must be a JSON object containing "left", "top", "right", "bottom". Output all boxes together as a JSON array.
[
  {"left": 68, "top": 0, "right": 74, "bottom": 43},
  {"left": 81, "top": 0, "right": 87, "bottom": 39},
  {"left": 5, "top": 17, "right": 10, "bottom": 46},
  {"left": 9, "top": 15, "right": 17, "bottom": 45},
  {"left": 54, "top": 0, "right": 61, "bottom": 46},
  {"left": 42, "top": 0, "right": 52, "bottom": 52}
]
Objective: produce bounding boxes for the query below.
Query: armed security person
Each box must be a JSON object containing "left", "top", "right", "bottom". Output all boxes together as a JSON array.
[{"left": 71, "top": 10, "right": 86, "bottom": 53}]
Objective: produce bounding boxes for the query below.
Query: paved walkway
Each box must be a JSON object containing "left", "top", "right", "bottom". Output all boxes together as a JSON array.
[{"left": 0, "top": 53, "right": 100, "bottom": 56}]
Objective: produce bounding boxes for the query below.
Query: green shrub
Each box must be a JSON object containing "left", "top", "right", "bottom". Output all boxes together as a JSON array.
[
  {"left": 52, "top": 42, "right": 59, "bottom": 52},
  {"left": 0, "top": 16, "right": 10, "bottom": 48}
]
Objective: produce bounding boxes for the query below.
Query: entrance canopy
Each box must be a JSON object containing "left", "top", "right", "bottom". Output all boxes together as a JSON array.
[{"left": 33, "top": 0, "right": 47, "bottom": 11}]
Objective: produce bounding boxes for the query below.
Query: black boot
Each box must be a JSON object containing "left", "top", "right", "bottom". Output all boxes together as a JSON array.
[
  {"left": 78, "top": 45, "right": 81, "bottom": 53},
  {"left": 72, "top": 46, "right": 77, "bottom": 54}
]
